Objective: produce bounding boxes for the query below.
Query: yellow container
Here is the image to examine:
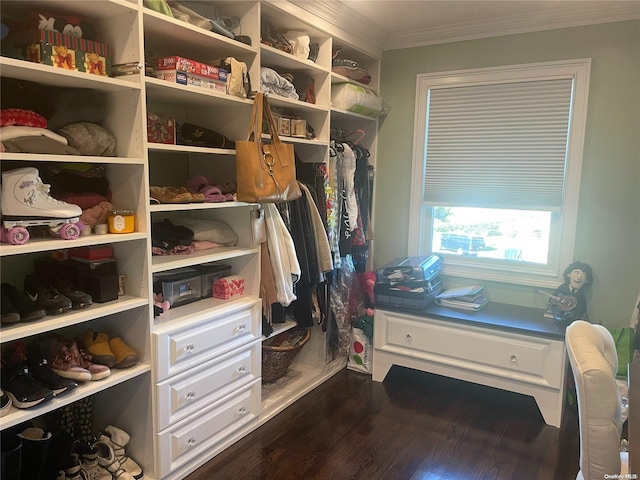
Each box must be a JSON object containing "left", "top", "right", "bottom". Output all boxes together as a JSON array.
[{"left": 108, "top": 210, "right": 135, "bottom": 233}]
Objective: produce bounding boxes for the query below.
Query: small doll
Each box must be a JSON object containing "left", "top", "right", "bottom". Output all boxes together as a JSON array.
[{"left": 546, "top": 261, "right": 593, "bottom": 325}]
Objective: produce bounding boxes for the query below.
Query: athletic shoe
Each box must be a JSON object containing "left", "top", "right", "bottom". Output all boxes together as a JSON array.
[
  {"left": 1, "top": 363, "right": 54, "bottom": 408},
  {"left": 2, "top": 282, "right": 46, "bottom": 322},
  {"left": 0, "top": 389, "right": 12, "bottom": 417},
  {"left": 24, "top": 275, "right": 72, "bottom": 315},
  {"left": 26, "top": 341, "right": 78, "bottom": 395},
  {"left": 97, "top": 425, "right": 143, "bottom": 479}
]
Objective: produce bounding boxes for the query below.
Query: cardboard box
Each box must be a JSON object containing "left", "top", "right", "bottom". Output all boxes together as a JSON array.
[
  {"left": 69, "top": 246, "right": 114, "bottom": 261},
  {"left": 212, "top": 275, "right": 245, "bottom": 299},
  {"left": 155, "top": 56, "right": 227, "bottom": 82},
  {"left": 19, "top": 29, "right": 112, "bottom": 76},
  {"left": 154, "top": 70, "right": 227, "bottom": 93},
  {"left": 147, "top": 112, "right": 176, "bottom": 145}
]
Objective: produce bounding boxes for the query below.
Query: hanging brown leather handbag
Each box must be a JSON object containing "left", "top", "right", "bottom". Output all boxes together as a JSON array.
[{"left": 236, "top": 92, "right": 302, "bottom": 203}]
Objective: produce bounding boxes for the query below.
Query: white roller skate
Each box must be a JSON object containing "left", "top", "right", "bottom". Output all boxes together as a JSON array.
[{"left": 1, "top": 167, "right": 83, "bottom": 245}]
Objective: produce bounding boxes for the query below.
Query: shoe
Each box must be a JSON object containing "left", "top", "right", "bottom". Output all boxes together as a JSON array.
[
  {"left": 18, "top": 426, "right": 53, "bottom": 480},
  {"left": 109, "top": 337, "right": 139, "bottom": 369},
  {"left": 77, "top": 330, "right": 116, "bottom": 367},
  {"left": 1, "top": 363, "right": 54, "bottom": 408},
  {"left": 63, "top": 454, "right": 90, "bottom": 480},
  {"left": 52, "top": 278, "right": 92, "bottom": 310},
  {"left": 97, "top": 425, "right": 143, "bottom": 479},
  {"left": 72, "top": 441, "right": 111, "bottom": 480},
  {"left": 26, "top": 341, "right": 78, "bottom": 395},
  {"left": 1, "top": 285, "right": 21, "bottom": 324},
  {"left": 39, "top": 335, "right": 92, "bottom": 382},
  {"left": 0, "top": 389, "right": 12, "bottom": 417},
  {"left": 24, "top": 274, "right": 72, "bottom": 315},
  {"left": 1, "top": 341, "right": 54, "bottom": 408},
  {"left": 93, "top": 441, "right": 135, "bottom": 480},
  {"left": 2, "top": 283, "right": 47, "bottom": 322},
  {"left": 77, "top": 344, "right": 111, "bottom": 381}
]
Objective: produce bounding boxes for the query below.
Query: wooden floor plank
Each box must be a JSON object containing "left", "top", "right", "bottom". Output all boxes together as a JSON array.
[{"left": 184, "top": 366, "right": 579, "bottom": 480}]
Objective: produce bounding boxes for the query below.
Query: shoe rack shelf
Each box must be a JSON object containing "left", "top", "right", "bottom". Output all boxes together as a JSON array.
[{"left": 0, "top": 1, "right": 380, "bottom": 478}]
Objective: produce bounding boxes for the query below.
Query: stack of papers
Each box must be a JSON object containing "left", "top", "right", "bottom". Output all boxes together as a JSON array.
[{"left": 435, "top": 285, "right": 488, "bottom": 311}]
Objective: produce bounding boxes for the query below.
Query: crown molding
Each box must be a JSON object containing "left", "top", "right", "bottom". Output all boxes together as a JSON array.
[
  {"left": 385, "top": 3, "right": 640, "bottom": 50},
  {"left": 288, "top": 0, "right": 387, "bottom": 57}
]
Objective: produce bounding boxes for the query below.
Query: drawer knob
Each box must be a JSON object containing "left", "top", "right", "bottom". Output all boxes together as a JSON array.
[
  {"left": 238, "top": 407, "right": 247, "bottom": 415},
  {"left": 237, "top": 366, "right": 246, "bottom": 375},
  {"left": 185, "top": 344, "right": 195, "bottom": 353},
  {"left": 405, "top": 334, "right": 412, "bottom": 344},
  {"left": 510, "top": 355, "right": 518, "bottom": 364},
  {"left": 186, "top": 391, "right": 195, "bottom": 401},
  {"left": 237, "top": 324, "right": 247, "bottom": 332},
  {"left": 187, "top": 437, "right": 197, "bottom": 447}
]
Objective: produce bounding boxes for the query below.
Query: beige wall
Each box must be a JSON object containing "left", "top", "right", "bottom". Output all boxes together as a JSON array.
[{"left": 375, "top": 20, "right": 640, "bottom": 326}]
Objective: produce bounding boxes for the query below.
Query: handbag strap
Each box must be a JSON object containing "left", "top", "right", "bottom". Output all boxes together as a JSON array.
[
  {"left": 247, "top": 92, "right": 290, "bottom": 169},
  {"left": 247, "top": 92, "right": 282, "bottom": 145}
]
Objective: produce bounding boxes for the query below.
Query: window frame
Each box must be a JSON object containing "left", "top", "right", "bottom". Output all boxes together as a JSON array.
[{"left": 408, "top": 59, "right": 591, "bottom": 288}]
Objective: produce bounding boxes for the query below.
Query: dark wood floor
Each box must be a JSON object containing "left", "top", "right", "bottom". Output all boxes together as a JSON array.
[{"left": 185, "top": 366, "right": 579, "bottom": 480}]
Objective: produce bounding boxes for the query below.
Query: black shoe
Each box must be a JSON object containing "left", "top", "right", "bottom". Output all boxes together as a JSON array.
[
  {"left": 52, "top": 279, "right": 92, "bottom": 310},
  {"left": 1, "top": 363, "right": 54, "bottom": 408},
  {"left": 23, "top": 275, "right": 72, "bottom": 315},
  {"left": 1, "top": 285, "right": 20, "bottom": 324},
  {"left": 2, "top": 283, "right": 46, "bottom": 322},
  {"left": 0, "top": 389, "right": 11, "bottom": 417},
  {"left": 26, "top": 342, "right": 78, "bottom": 396}
]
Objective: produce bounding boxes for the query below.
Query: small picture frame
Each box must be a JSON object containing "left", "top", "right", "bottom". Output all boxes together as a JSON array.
[{"left": 291, "top": 119, "right": 307, "bottom": 138}]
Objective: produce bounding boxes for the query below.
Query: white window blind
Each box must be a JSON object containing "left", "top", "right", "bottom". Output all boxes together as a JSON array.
[{"left": 423, "top": 78, "right": 573, "bottom": 211}]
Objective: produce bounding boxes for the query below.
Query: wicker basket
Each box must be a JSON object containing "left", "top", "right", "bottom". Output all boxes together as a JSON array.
[{"left": 262, "top": 327, "right": 311, "bottom": 383}]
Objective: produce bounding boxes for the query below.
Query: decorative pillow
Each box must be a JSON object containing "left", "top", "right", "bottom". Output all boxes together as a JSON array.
[{"left": 177, "top": 218, "right": 237, "bottom": 246}]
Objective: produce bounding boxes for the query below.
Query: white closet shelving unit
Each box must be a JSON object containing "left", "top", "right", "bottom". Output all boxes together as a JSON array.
[{"left": 0, "top": 1, "right": 381, "bottom": 478}]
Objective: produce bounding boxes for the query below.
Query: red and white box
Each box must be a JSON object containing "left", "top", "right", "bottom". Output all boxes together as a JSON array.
[
  {"left": 212, "top": 275, "right": 245, "bottom": 299},
  {"left": 155, "top": 56, "right": 226, "bottom": 79},
  {"left": 155, "top": 56, "right": 227, "bottom": 93}
]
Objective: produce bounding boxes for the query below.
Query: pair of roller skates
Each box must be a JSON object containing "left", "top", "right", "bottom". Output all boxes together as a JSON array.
[{"left": 1, "top": 167, "right": 83, "bottom": 245}]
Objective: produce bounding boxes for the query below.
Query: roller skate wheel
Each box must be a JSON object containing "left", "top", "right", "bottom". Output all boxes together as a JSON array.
[
  {"left": 3, "top": 226, "right": 30, "bottom": 245},
  {"left": 59, "top": 223, "right": 81, "bottom": 240}
]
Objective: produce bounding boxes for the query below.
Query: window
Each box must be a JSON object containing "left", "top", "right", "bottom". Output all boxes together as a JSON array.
[{"left": 408, "top": 59, "right": 591, "bottom": 287}]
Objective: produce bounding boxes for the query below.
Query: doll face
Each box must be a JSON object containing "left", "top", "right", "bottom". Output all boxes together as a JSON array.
[{"left": 568, "top": 268, "right": 587, "bottom": 290}]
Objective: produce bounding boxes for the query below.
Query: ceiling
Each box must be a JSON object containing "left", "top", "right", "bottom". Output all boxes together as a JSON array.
[{"left": 294, "top": 1, "right": 640, "bottom": 52}]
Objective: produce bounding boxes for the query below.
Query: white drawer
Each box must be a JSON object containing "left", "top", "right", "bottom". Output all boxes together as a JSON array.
[
  {"left": 157, "top": 380, "right": 261, "bottom": 478},
  {"left": 154, "top": 300, "right": 261, "bottom": 380},
  {"left": 156, "top": 341, "right": 261, "bottom": 430},
  {"left": 381, "top": 313, "right": 564, "bottom": 389}
]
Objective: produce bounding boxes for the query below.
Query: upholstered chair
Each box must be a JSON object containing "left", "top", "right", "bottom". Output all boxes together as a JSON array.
[{"left": 566, "top": 320, "right": 629, "bottom": 480}]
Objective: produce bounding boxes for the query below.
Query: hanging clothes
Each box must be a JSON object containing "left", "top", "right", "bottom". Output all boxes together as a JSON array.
[{"left": 262, "top": 203, "right": 300, "bottom": 307}]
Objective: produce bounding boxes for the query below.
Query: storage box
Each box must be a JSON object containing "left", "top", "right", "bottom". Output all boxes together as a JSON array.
[
  {"left": 154, "top": 56, "right": 227, "bottom": 93},
  {"left": 154, "top": 70, "right": 227, "bottom": 93},
  {"left": 192, "top": 263, "right": 232, "bottom": 298},
  {"left": 212, "top": 275, "right": 245, "bottom": 299},
  {"left": 376, "top": 255, "right": 442, "bottom": 284},
  {"left": 155, "top": 56, "right": 227, "bottom": 81},
  {"left": 374, "top": 278, "right": 442, "bottom": 310},
  {"left": 147, "top": 112, "right": 176, "bottom": 145},
  {"left": 19, "top": 29, "right": 112, "bottom": 76},
  {"left": 153, "top": 268, "right": 201, "bottom": 308},
  {"left": 69, "top": 246, "right": 113, "bottom": 261}
]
